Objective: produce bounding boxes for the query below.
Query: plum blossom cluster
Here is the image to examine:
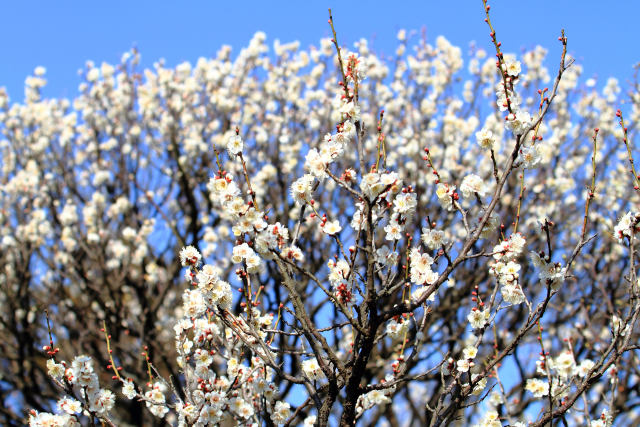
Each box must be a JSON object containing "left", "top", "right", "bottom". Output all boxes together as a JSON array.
[
  {"left": 489, "top": 233, "right": 527, "bottom": 305},
  {"left": 30, "top": 356, "right": 115, "bottom": 426},
  {"left": 409, "top": 248, "right": 439, "bottom": 286},
  {"left": 525, "top": 346, "right": 601, "bottom": 414},
  {"left": 2, "top": 4, "right": 639, "bottom": 426}
]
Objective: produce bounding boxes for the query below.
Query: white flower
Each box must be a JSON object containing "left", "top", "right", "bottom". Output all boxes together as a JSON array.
[
  {"left": 456, "top": 358, "right": 474, "bottom": 373},
  {"left": 29, "top": 412, "right": 79, "bottom": 427},
  {"left": 463, "top": 345, "right": 478, "bottom": 359},
  {"left": 179, "top": 245, "right": 202, "bottom": 267},
  {"left": 474, "top": 410, "right": 501, "bottom": 427},
  {"left": 59, "top": 203, "right": 78, "bottom": 226},
  {"left": 422, "top": 228, "right": 447, "bottom": 250},
  {"left": 245, "top": 253, "right": 262, "bottom": 273},
  {"left": 231, "top": 397, "right": 254, "bottom": 418},
  {"left": 271, "top": 401, "right": 291, "bottom": 425},
  {"left": 552, "top": 352, "right": 575, "bottom": 378},
  {"left": 525, "top": 378, "right": 549, "bottom": 397},
  {"left": 232, "top": 242, "right": 253, "bottom": 263},
  {"left": 196, "top": 264, "right": 220, "bottom": 291},
  {"left": 57, "top": 397, "right": 82, "bottom": 414},
  {"left": 470, "top": 374, "right": 487, "bottom": 395},
  {"left": 284, "top": 245, "right": 305, "bottom": 262},
  {"left": 505, "top": 110, "right": 531, "bottom": 135},
  {"left": 476, "top": 128, "right": 497, "bottom": 150},
  {"left": 70, "top": 355, "right": 98, "bottom": 388},
  {"left": 208, "top": 175, "right": 240, "bottom": 199},
  {"left": 46, "top": 359, "right": 65, "bottom": 379},
  {"left": 339, "top": 100, "right": 361, "bottom": 121},
  {"left": 302, "top": 358, "right": 325, "bottom": 380},
  {"left": 182, "top": 289, "right": 206, "bottom": 318},
  {"left": 323, "top": 220, "right": 342, "bottom": 235},
  {"left": 489, "top": 391, "right": 503, "bottom": 406},
  {"left": 436, "top": 183, "right": 456, "bottom": 211},
  {"left": 520, "top": 145, "right": 541, "bottom": 168},
  {"left": 360, "top": 389, "right": 390, "bottom": 408},
  {"left": 384, "top": 220, "right": 403, "bottom": 241},
  {"left": 460, "top": 174, "right": 488, "bottom": 199},
  {"left": 576, "top": 359, "right": 595, "bottom": 377},
  {"left": 226, "top": 134, "right": 243, "bottom": 155},
  {"left": 291, "top": 174, "right": 315, "bottom": 205},
  {"left": 477, "top": 212, "right": 501, "bottom": 239},
  {"left": 360, "top": 172, "right": 387, "bottom": 199},
  {"left": 493, "top": 233, "right": 525, "bottom": 262},
  {"left": 467, "top": 308, "right": 490, "bottom": 329},
  {"left": 90, "top": 389, "right": 115, "bottom": 414},
  {"left": 411, "top": 285, "right": 435, "bottom": 303},
  {"left": 614, "top": 211, "right": 640, "bottom": 243},
  {"left": 501, "top": 283, "right": 525, "bottom": 305},
  {"left": 410, "top": 248, "right": 434, "bottom": 273},
  {"left": 122, "top": 380, "right": 137, "bottom": 399},
  {"left": 194, "top": 348, "right": 213, "bottom": 367},
  {"left": 393, "top": 192, "right": 417, "bottom": 215},
  {"left": 305, "top": 148, "right": 327, "bottom": 178},
  {"left": 504, "top": 59, "right": 521, "bottom": 77},
  {"left": 590, "top": 409, "right": 613, "bottom": 427},
  {"left": 386, "top": 319, "right": 408, "bottom": 338}
]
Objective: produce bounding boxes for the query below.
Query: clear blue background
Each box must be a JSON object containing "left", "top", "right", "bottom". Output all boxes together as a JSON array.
[{"left": 0, "top": 1, "right": 638, "bottom": 99}]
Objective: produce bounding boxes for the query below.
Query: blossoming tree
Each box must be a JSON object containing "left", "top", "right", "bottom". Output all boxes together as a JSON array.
[{"left": 1, "top": 3, "right": 639, "bottom": 426}]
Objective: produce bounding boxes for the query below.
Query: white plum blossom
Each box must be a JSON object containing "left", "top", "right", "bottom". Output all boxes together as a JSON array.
[
  {"left": 182, "top": 289, "right": 206, "bottom": 318},
  {"left": 29, "top": 412, "right": 80, "bottom": 427},
  {"left": 467, "top": 308, "right": 490, "bottom": 329},
  {"left": 122, "top": 380, "right": 136, "bottom": 399},
  {"left": 493, "top": 233, "right": 526, "bottom": 262},
  {"left": 422, "top": 228, "right": 447, "bottom": 250},
  {"left": 384, "top": 218, "right": 403, "bottom": 241},
  {"left": 291, "top": 174, "right": 315, "bottom": 205},
  {"left": 505, "top": 110, "right": 532, "bottom": 135},
  {"left": 410, "top": 248, "right": 438, "bottom": 285},
  {"left": 463, "top": 345, "right": 478, "bottom": 360},
  {"left": 322, "top": 219, "right": 342, "bottom": 235},
  {"left": 520, "top": 144, "right": 541, "bottom": 168},
  {"left": 436, "top": 183, "right": 456, "bottom": 211},
  {"left": 302, "top": 358, "right": 325, "bottom": 380},
  {"left": 386, "top": 318, "right": 409, "bottom": 338},
  {"left": 57, "top": 397, "right": 82, "bottom": 415},
  {"left": 226, "top": 134, "right": 244, "bottom": 155},
  {"left": 360, "top": 172, "right": 388, "bottom": 199},
  {"left": 305, "top": 148, "right": 327, "bottom": 178},
  {"left": 46, "top": 359, "right": 65, "bottom": 380},
  {"left": 179, "top": 245, "right": 202, "bottom": 267},
  {"left": 393, "top": 192, "right": 417, "bottom": 215},
  {"left": 473, "top": 410, "right": 502, "bottom": 427},
  {"left": 456, "top": 358, "right": 474, "bottom": 373},
  {"left": 614, "top": 211, "right": 640, "bottom": 243},
  {"left": 460, "top": 174, "right": 488, "bottom": 199},
  {"left": 525, "top": 378, "right": 549, "bottom": 397},
  {"left": 504, "top": 59, "right": 522, "bottom": 77},
  {"left": 271, "top": 401, "right": 291, "bottom": 425},
  {"left": 476, "top": 128, "right": 497, "bottom": 151}
]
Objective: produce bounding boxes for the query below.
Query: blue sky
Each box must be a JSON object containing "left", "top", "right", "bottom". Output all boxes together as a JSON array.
[{"left": 1, "top": 1, "right": 638, "bottom": 100}]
